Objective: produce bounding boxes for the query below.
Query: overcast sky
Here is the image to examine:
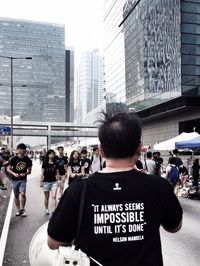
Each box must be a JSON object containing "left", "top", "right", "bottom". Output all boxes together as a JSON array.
[{"left": 0, "top": 0, "right": 104, "bottom": 52}]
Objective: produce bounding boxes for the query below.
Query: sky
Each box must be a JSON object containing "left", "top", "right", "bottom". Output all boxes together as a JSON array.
[{"left": 0, "top": 0, "right": 104, "bottom": 52}]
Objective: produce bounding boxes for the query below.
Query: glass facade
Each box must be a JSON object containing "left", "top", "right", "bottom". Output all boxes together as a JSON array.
[
  {"left": 65, "top": 49, "right": 74, "bottom": 122},
  {"left": 0, "top": 18, "right": 65, "bottom": 122},
  {"left": 77, "top": 50, "right": 105, "bottom": 122},
  {"left": 104, "top": 0, "right": 200, "bottom": 113},
  {"left": 103, "top": 0, "right": 126, "bottom": 107},
  {"left": 181, "top": 0, "right": 200, "bottom": 96},
  {"left": 123, "top": 0, "right": 181, "bottom": 111}
]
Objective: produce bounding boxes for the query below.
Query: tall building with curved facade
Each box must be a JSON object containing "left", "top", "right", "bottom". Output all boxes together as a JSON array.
[
  {"left": 103, "top": 0, "right": 200, "bottom": 147},
  {"left": 0, "top": 18, "right": 66, "bottom": 122}
]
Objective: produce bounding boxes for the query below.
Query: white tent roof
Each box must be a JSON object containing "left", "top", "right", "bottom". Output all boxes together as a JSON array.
[{"left": 153, "top": 132, "right": 199, "bottom": 151}]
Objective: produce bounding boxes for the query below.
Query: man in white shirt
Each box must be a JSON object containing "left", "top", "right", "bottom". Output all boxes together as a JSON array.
[
  {"left": 145, "top": 151, "right": 156, "bottom": 174},
  {"left": 91, "top": 147, "right": 102, "bottom": 173}
]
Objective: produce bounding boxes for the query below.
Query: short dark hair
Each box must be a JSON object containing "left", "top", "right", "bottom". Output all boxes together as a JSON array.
[
  {"left": 17, "top": 143, "right": 27, "bottom": 150},
  {"left": 93, "top": 147, "right": 99, "bottom": 152},
  {"left": 169, "top": 156, "right": 177, "bottom": 165},
  {"left": 173, "top": 149, "right": 179, "bottom": 155},
  {"left": 98, "top": 112, "right": 141, "bottom": 159},
  {"left": 81, "top": 149, "right": 87, "bottom": 154},
  {"left": 58, "top": 146, "right": 64, "bottom": 150},
  {"left": 147, "top": 151, "right": 152, "bottom": 159}
]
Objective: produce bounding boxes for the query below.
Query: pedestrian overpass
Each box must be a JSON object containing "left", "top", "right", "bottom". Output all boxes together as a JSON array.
[{"left": 0, "top": 120, "right": 98, "bottom": 148}]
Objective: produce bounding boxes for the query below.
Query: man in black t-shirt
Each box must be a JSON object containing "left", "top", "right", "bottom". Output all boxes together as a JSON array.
[
  {"left": 48, "top": 112, "right": 182, "bottom": 266},
  {"left": 55, "top": 146, "right": 68, "bottom": 196},
  {"left": 7, "top": 143, "right": 32, "bottom": 217},
  {"left": 80, "top": 149, "right": 92, "bottom": 174},
  {"left": 168, "top": 149, "right": 183, "bottom": 167}
]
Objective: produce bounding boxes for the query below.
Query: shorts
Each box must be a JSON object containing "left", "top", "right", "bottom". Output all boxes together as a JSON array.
[
  {"left": 43, "top": 182, "right": 57, "bottom": 192},
  {"left": 12, "top": 180, "right": 27, "bottom": 195}
]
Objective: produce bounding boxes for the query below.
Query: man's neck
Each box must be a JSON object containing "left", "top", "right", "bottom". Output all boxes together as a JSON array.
[
  {"left": 18, "top": 154, "right": 25, "bottom": 158},
  {"left": 101, "top": 157, "right": 137, "bottom": 173}
]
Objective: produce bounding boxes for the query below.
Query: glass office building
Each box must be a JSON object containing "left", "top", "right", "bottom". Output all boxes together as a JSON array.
[
  {"left": 0, "top": 18, "right": 65, "bottom": 122},
  {"left": 103, "top": 0, "right": 200, "bottom": 111},
  {"left": 65, "top": 49, "right": 74, "bottom": 122},
  {"left": 103, "top": 0, "right": 200, "bottom": 146},
  {"left": 77, "top": 50, "right": 105, "bottom": 123}
]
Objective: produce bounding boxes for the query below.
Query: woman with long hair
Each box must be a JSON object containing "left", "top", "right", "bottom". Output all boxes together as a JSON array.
[
  {"left": 67, "top": 150, "right": 84, "bottom": 185},
  {"left": 40, "top": 149, "right": 59, "bottom": 215}
]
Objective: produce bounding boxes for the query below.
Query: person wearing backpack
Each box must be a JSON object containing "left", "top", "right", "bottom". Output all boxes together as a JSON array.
[{"left": 165, "top": 157, "right": 180, "bottom": 195}]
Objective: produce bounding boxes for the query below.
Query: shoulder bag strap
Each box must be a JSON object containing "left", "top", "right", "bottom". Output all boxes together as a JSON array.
[
  {"left": 145, "top": 160, "right": 148, "bottom": 172},
  {"left": 75, "top": 175, "right": 89, "bottom": 249}
]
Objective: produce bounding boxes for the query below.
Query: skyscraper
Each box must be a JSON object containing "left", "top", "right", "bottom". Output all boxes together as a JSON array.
[
  {"left": 103, "top": 0, "right": 200, "bottom": 147},
  {"left": 65, "top": 48, "right": 74, "bottom": 122},
  {"left": 77, "top": 49, "right": 105, "bottom": 122},
  {"left": 0, "top": 18, "right": 66, "bottom": 122}
]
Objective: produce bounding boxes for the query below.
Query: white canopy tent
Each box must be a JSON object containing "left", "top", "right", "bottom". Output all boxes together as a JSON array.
[{"left": 153, "top": 132, "right": 199, "bottom": 151}]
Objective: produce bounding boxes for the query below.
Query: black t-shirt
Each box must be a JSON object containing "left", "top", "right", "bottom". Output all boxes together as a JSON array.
[
  {"left": 158, "top": 157, "right": 163, "bottom": 165},
  {"left": 55, "top": 155, "right": 68, "bottom": 175},
  {"left": 68, "top": 161, "right": 82, "bottom": 174},
  {"left": 179, "top": 166, "right": 188, "bottom": 176},
  {"left": 136, "top": 160, "right": 143, "bottom": 170},
  {"left": 168, "top": 156, "right": 183, "bottom": 167},
  {"left": 80, "top": 158, "right": 92, "bottom": 174},
  {"left": 48, "top": 169, "right": 182, "bottom": 266},
  {"left": 9, "top": 156, "right": 32, "bottom": 181},
  {"left": 42, "top": 161, "right": 58, "bottom": 182}
]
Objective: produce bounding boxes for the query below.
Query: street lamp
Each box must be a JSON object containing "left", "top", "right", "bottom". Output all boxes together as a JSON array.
[{"left": 0, "top": 55, "right": 32, "bottom": 151}]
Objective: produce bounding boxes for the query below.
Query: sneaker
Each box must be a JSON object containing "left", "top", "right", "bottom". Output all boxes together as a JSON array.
[
  {"left": 15, "top": 209, "right": 22, "bottom": 216},
  {"left": 45, "top": 209, "right": 50, "bottom": 215},
  {"left": 21, "top": 209, "right": 27, "bottom": 217},
  {"left": 0, "top": 184, "right": 7, "bottom": 190}
]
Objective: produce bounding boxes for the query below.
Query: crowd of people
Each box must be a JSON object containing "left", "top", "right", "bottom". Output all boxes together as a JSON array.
[
  {"left": 0, "top": 142, "right": 199, "bottom": 217},
  {"left": 0, "top": 144, "right": 106, "bottom": 216}
]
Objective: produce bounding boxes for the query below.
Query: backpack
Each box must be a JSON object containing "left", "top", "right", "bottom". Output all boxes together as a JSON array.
[{"left": 168, "top": 165, "right": 179, "bottom": 183}]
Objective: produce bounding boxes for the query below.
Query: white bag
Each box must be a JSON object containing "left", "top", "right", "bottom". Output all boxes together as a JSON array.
[
  {"left": 29, "top": 222, "right": 90, "bottom": 266},
  {"left": 53, "top": 245, "right": 90, "bottom": 266}
]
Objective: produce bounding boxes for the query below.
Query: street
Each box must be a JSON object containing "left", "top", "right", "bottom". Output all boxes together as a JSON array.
[{"left": 2, "top": 161, "right": 200, "bottom": 266}]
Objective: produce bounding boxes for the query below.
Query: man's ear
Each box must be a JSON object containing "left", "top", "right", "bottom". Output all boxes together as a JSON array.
[{"left": 99, "top": 144, "right": 106, "bottom": 158}]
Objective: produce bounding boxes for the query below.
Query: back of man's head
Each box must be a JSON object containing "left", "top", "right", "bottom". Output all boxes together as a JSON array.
[
  {"left": 169, "top": 156, "right": 177, "bottom": 165},
  {"left": 146, "top": 151, "right": 152, "bottom": 159},
  {"left": 98, "top": 112, "right": 141, "bottom": 159},
  {"left": 173, "top": 149, "right": 179, "bottom": 156}
]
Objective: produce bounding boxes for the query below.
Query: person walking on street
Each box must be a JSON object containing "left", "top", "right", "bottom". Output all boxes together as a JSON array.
[
  {"left": 0, "top": 153, "right": 6, "bottom": 190},
  {"left": 67, "top": 150, "right": 84, "bottom": 185},
  {"left": 47, "top": 112, "right": 182, "bottom": 266},
  {"left": 179, "top": 164, "right": 189, "bottom": 190},
  {"left": 40, "top": 149, "right": 59, "bottom": 215},
  {"left": 165, "top": 157, "right": 180, "bottom": 195},
  {"left": 7, "top": 143, "right": 32, "bottom": 217},
  {"left": 55, "top": 146, "right": 68, "bottom": 197},
  {"left": 144, "top": 151, "right": 156, "bottom": 174},
  {"left": 91, "top": 147, "right": 103, "bottom": 173},
  {"left": 80, "top": 149, "right": 92, "bottom": 174},
  {"left": 170, "top": 149, "right": 183, "bottom": 167}
]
